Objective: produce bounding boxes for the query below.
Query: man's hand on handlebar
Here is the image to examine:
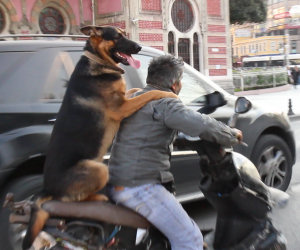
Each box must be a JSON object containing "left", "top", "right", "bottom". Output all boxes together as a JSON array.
[{"left": 232, "top": 128, "right": 243, "bottom": 144}]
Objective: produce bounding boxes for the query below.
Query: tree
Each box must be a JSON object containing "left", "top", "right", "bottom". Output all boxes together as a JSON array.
[{"left": 230, "top": 0, "right": 267, "bottom": 24}]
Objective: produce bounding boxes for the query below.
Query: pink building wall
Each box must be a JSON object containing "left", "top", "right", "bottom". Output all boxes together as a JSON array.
[
  {"left": 66, "top": 0, "right": 80, "bottom": 25},
  {"left": 98, "top": 0, "right": 122, "bottom": 15},
  {"left": 10, "top": 0, "right": 22, "bottom": 21},
  {"left": 26, "top": 0, "right": 36, "bottom": 22},
  {"left": 141, "top": 0, "right": 161, "bottom": 11},
  {"left": 82, "top": 0, "right": 92, "bottom": 22},
  {"left": 207, "top": 0, "right": 221, "bottom": 17},
  {"left": 10, "top": 0, "right": 85, "bottom": 24}
]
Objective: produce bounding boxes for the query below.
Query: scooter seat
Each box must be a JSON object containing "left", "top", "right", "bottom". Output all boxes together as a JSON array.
[{"left": 42, "top": 200, "right": 150, "bottom": 229}]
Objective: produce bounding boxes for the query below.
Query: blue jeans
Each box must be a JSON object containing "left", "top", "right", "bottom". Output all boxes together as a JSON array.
[{"left": 109, "top": 183, "right": 203, "bottom": 250}]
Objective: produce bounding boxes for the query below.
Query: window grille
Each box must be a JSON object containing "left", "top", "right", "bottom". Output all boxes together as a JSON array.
[
  {"left": 193, "top": 33, "right": 199, "bottom": 70},
  {"left": 0, "top": 8, "right": 5, "bottom": 33},
  {"left": 178, "top": 38, "right": 190, "bottom": 64},
  {"left": 171, "top": 0, "right": 194, "bottom": 32},
  {"left": 168, "top": 32, "right": 175, "bottom": 55},
  {"left": 39, "top": 7, "right": 65, "bottom": 34}
]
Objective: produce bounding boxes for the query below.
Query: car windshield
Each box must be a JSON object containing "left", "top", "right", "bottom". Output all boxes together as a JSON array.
[
  {"left": 133, "top": 53, "right": 229, "bottom": 105},
  {"left": 180, "top": 65, "right": 214, "bottom": 104},
  {"left": 0, "top": 48, "right": 82, "bottom": 104}
]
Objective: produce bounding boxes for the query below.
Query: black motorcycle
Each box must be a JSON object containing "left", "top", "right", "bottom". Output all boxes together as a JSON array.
[{"left": 3, "top": 93, "right": 288, "bottom": 250}]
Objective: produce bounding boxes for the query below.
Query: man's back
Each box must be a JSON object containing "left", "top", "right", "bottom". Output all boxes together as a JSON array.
[
  {"left": 109, "top": 86, "right": 176, "bottom": 187},
  {"left": 108, "top": 55, "right": 242, "bottom": 250}
]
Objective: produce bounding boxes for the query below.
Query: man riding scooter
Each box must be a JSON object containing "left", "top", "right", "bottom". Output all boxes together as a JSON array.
[{"left": 108, "top": 55, "right": 243, "bottom": 250}]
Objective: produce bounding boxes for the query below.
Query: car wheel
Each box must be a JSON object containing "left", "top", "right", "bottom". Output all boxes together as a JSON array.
[
  {"left": 251, "top": 134, "right": 292, "bottom": 191},
  {"left": 0, "top": 175, "right": 43, "bottom": 250}
]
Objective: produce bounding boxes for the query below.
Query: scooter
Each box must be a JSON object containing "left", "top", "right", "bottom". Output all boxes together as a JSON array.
[{"left": 3, "top": 92, "right": 288, "bottom": 250}]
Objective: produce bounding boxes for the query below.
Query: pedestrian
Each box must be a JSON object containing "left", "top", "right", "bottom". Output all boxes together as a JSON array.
[
  {"left": 108, "top": 55, "right": 243, "bottom": 250},
  {"left": 287, "top": 66, "right": 294, "bottom": 85},
  {"left": 291, "top": 66, "right": 300, "bottom": 88}
]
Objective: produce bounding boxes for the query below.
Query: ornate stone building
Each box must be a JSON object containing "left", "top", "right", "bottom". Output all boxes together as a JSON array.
[{"left": 0, "top": 0, "right": 233, "bottom": 91}]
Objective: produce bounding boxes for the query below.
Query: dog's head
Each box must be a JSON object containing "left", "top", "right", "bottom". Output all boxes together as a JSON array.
[{"left": 81, "top": 25, "right": 141, "bottom": 69}]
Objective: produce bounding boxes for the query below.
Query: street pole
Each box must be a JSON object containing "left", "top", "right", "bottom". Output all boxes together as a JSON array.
[
  {"left": 284, "top": 0, "right": 290, "bottom": 67},
  {"left": 91, "top": 0, "right": 95, "bottom": 26}
]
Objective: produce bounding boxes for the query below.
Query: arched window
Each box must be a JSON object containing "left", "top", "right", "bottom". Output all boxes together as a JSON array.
[
  {"left": 0, "top": 8, "right": 5, "bottom": 33},
  {"left": 178, "top": 38, "right": 190, "bottom": 64},
  {"left": 39, "top": 7, "right": 65, "bottom": 34},
  {"left": 193, "top": 33, "right": 199, "bottom": 71},
  {"left": 168, "top": 32, "right": 175, "bottom": 55},
  {"left": 171, "top": 0, "right": 194, "bottom": 33}
]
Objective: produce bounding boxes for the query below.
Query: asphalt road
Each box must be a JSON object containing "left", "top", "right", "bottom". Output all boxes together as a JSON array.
[
  {"left": 184, "top": 119, "right": 300, "bottom": 250},
  {"left": 245, "top": 86, "right": 300, "bottom": 118},
  {"left": 271, "top": 119, "right": 300, "bottom": 250}
]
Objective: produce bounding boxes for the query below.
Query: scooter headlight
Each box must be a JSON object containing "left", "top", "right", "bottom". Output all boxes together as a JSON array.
[{"left": 231, "top": 152, "right": 260, "bottom": 179}]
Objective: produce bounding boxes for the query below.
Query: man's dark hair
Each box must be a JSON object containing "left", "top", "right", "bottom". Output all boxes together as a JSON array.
[{"left": 146, "top": 55, "right": 184, "bottom": 89}]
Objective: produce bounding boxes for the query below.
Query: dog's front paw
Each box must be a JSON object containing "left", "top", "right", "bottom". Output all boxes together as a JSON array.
[
  {"left": 153, "top": 90, "right": 178, "bottom": 99},
  {"left": 87, "top": 194, "right": 109, "bottom": 201},
  {"left": 126, "top": 88, "right": 142, "bottom": 98},
  {"left": 96, "top": 194, "right": 109, "bottom": 201},
  {"left": 164, "top": 92, "right": 178, "bottom": 99}
]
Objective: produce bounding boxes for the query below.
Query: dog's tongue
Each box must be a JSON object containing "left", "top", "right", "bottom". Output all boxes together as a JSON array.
[{"left": 120, "top": 53, "right": 141, "bottom": 69}]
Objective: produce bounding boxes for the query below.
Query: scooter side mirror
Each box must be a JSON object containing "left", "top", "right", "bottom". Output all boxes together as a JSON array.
[
  {"left": 235, "top": 97, "right": 252, "bottom": 114},
  {"left": 228, "top": 97, "right": 252, "bottom": 128}
]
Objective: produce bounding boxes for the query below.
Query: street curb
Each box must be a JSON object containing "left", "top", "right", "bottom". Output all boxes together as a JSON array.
[
  {"left": 289, "top": 115, "right": 300, "bottom": 121},
  {"left": 234, "top": 84, "right": 291, "bottom": 96}
]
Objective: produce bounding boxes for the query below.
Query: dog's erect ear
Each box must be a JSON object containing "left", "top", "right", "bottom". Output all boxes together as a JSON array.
[
  {"left": 116, "top": 27, "right": 126, "bottom": 36},
  {"left": 80, "top": 25, "right": 103, "bottom": 37}
]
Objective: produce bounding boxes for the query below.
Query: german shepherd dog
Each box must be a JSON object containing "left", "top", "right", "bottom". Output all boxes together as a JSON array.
[{"left": 22, "top": 25, "right": 177, "bottom": 249}]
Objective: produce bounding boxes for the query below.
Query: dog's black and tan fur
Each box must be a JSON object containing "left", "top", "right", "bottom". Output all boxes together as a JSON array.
[{"left": 22, "top": 25, "right": 177, "bottom": 249}]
